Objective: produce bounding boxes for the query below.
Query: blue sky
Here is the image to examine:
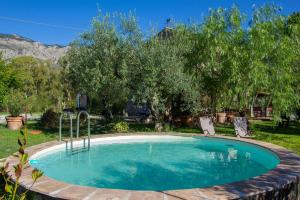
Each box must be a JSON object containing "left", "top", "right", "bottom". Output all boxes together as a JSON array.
[{"left": 1, "top": 0, "right": 299, "bottom": 45}]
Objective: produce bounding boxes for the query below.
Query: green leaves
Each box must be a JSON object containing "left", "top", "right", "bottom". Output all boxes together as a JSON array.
[
  {"left": 0, "top": 126, "right": 43, "bottom": 200},
  {"left": 2, "top": 56, "right": 65, "bottom": 113},
  {"left": 32, "top": 168, "right": 43, "bottom": 181},
  {"left": 20, "top": 154, "right": 29, "bottom": 166},
  {"left": 0, "top": 55, "right": 23, "bottom": 105},
  {"left": 186, "top": 6, "right": 246, "bottom": 113},
  {"left": 247, "top": 8, "right": 299, "bottom": 121},
  {"left": 128, "top": 26, "right": 200, "bottom": 123},
  {"left": 19, "top": 193, "right": 26, "bottom": 200},
  {"left": 5, "top": 183, "right": 13, "bottom": 194},
  {"left": 66, "top": 13, "right": 132, "bottom": 118},
  {"left": 185, "top": 5, "right": 300, "bottom": 120},
  {"left": 65, "top": 6, "right": 299, "bottom": 123}
]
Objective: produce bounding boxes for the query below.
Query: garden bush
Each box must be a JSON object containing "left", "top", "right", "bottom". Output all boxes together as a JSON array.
[
  {"left": 3, "top": 90, "right": 26, "bottom": 117},
  {"left": 162, "top": 123, "right": 172, "bottom": 132},
  {"left": 40, "top": 108, "right": 60, "bottom": 129},
  {"left": 112, "top": 121, "right": 129, "bottom": 133}
]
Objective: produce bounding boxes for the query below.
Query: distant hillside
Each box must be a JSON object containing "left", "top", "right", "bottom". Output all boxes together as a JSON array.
[{"left": 0, "top": 33, "right": 69, "bottom": 63}]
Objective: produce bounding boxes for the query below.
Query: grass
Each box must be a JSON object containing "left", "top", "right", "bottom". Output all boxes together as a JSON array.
[
  {"left": 0, "top": 123, "right": 56, "bottom": 159},
  {"left": 0, "top": 120, "right": 299, "bottom": 159},
  {"left": 248, "top": 120, "right": 300, "bottom": 155},
  {"left": 215, "top": 120, "right": 300, "bottom": 155},
  {"left": 129, "top": 121, "right": 300, "bottom": 155}
]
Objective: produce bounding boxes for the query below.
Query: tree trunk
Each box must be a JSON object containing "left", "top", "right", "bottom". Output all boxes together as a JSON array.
[
  {"left": 164, "top": 103, "right": 173, "bottom": 126},
  {"left": 102, "top": 99, "right": 113, "bottom": 120},
  {"left": 250, "top": 104, "right": 254, "bottom": 118},
  {"left": 250, "top": 94, "right": 258, "bottom": 118},
  {"left": 211, "top": 94, "right": 217, "bottom": 115},
  {"left": 266, "top": 97, "right": 272, "bottom": 117},
  {"left": 155, "top": 122, "right": 163, "bottom": 132},
  {"left": 148, "top": 101, "right": 163, "bottom": 132}
]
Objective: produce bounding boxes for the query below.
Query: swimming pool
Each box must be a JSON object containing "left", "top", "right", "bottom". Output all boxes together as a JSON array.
[{"left": 30, "top": 136, "right": 280, "bottom": 191}]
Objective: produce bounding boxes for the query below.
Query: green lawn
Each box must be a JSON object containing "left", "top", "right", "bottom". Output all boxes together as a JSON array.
[
  {"left": 0, "top": 123, "right": 57, "bottom": 159},
  {"left": 0, "top": 120, "right": 300, "bottom": 159},
  {"left": 173, "top": 120, "right": 300, "bottom": 155}
]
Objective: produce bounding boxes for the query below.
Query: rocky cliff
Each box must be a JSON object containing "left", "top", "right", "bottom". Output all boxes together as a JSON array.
[{"left": 0, "top": 33, "right": 68, "bottom": 63}]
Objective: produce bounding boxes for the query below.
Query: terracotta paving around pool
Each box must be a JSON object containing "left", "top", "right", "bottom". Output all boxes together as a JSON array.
[{"left": 4, "top": 133, "right": 300, "bottom": 200}]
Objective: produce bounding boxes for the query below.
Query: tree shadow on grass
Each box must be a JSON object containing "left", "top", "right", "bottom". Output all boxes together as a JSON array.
[
  {"left": 129, "top": 123, "right": 155, "bottom": 132},
  {"left": 23, "top": 120, "right": 111, "bottom": 138},
  {"left": 173, "top": 126, "right": 202, "bottom": 134},
  {"left": 251, "top": 122, "right": 300, "bottom": 136},
  {"left": 215, "top": 121, "right": 300, "bottom": 137}
]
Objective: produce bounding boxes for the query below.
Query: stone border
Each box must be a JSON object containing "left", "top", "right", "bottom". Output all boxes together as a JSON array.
[{"left": 5, "top": 133, "right": 300, "bottom": 200}]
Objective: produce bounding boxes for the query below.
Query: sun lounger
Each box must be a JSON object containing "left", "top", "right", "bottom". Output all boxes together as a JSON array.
[
  {"left": 199, "top": 117, "right": 215, "bottom": 136},
  {"left": 233, "top": 117, "right": 252, "bottom": 137}
]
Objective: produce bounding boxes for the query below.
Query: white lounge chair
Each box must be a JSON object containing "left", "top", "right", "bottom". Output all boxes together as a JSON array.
[
  {"left": 199, "top": 116, "right": 215, "bottom": 136},
  {"left": 233, "top": 117, "right": 251, "bottom": 137}
]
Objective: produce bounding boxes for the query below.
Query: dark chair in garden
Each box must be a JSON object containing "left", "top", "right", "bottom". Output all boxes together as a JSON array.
[
  {"left": 233, "top": 117, "right": 252, "bottom": 137},
  {"left": 199, "top": 116, "right": 215, "bottom": 136}
]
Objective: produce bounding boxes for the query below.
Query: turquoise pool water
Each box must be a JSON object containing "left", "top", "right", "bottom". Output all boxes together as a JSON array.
[{"left": 30, "top": 136, "right": 280, "bottom": 191}]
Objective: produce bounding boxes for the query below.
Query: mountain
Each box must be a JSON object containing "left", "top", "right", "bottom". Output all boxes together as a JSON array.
[{"left": 0, "top": 33, "right": 69, "bottom": 63}]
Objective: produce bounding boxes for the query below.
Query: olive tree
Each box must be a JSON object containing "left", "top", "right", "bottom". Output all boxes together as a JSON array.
[
  {"left": 65, "top": 5, "right": 300, "bottom": 125},
  {"left": 65, "top": 13, "right": 137, "bottom": 117},
  {"left": 128, "top": 26, "right": 201, "bottom": 129}
]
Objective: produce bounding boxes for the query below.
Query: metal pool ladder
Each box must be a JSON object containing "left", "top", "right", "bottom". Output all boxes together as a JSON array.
[{"left": 59, "top": 110, "right": 91, "bottom": 153}]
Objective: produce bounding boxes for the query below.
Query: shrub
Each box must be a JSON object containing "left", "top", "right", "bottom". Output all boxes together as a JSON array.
[
  {"left": 112, "top": 121, "right": 129, "bottom": 133},
  {"left": 40, "top": 108, "right": 60, "bottom": 129},
  {"left": 4, "top": 90, "right": 26, "bottom": 117},
  {"left": 162, "top": 123, "right": 172, "bottom": 132}
]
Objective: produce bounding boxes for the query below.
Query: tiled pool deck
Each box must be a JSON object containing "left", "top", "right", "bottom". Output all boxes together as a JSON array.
[{"left": 5, "top": 133, "right": 300, "bottom": 200}]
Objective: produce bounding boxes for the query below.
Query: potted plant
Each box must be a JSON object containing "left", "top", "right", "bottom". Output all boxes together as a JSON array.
[
  {"left": 4, "top": 90, "right": 26, "bottom": 130},
  {"left": 226, "top": 113, "right": 234, "bottom": 123},
  {"left": 216, "top": 112, "right": 226, "bottom": 124}
]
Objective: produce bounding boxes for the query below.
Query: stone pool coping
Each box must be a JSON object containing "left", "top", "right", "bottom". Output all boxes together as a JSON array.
[{"left": 4, "top": 133, "right": 300, "bottom": 200}]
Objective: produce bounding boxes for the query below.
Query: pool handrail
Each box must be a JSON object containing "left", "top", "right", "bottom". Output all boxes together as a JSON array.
[
  {"left": 76, "top": 110, "right": 91, "bottom": 149},
  {"left": 59, "top": 111, "right": 74, "bottom": 143}
]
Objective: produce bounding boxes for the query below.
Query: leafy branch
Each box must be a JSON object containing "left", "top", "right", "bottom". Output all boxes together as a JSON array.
[{"left": 0, "top": 127, "right": 43, "bottom": 200}]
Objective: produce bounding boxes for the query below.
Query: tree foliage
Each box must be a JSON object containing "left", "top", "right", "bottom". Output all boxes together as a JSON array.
[
  {"left": 0, "top": 56, "right": 66, "bottom": 113},
  {"left": 186, "top": 5, "right": 300, "bottom": 121},
  {"left": 186, "top": 6, "right": 246, "bottom": 113},
  {"left": 243, "top": 5, "right": 298, "bottom": 120},
  {"left": 0, "top": 55, "right": 22, "bottom": 105},
  {"left": 9, "top": 56, "right": 65, "bottom": 112},
  {"left": 128, "top": 26, "right": 201, "bottom": 125},
  {"left": 66, "top": 14, "right": 201, "bottom": 125},
  {"left": 64, "top": 5, "right": 300, "bottom": 124},
  {"left": 65, "top": 13, "right": 132, "bottom": 117}
]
